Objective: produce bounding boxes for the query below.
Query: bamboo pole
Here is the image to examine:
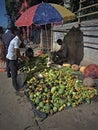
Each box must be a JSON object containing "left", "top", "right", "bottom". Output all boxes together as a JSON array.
[
  {"left": 80, "top": 0, "right": 88, "bottom": 4},
  {"left": 78, "top": 3, "right": 98, "bottom": 12},
  {"left": 78, "top": 11, "right": 98, "bottom": 18},
  {"left": 78, "top": 0, "right": 82, "bottom": 27}
]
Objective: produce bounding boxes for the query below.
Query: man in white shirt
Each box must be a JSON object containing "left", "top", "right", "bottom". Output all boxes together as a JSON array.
[{"left": 6, "top": 28, "right": 25, "bottom": 92}]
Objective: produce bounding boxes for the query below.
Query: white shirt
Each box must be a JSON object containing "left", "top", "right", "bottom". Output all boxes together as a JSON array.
[{"left": 6, "top": 36, "right": 21, "bottom": 60}]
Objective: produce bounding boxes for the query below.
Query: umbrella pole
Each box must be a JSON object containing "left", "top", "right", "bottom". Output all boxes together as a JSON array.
[
  {"left": 51, "top": 23, "right": 53, "bottom": 51},
  {"left": 45, "top": 24, "right": 48, "bottom": 52},
  {"left": 40, "top": 29, "right": 43, "bottom": 49}
]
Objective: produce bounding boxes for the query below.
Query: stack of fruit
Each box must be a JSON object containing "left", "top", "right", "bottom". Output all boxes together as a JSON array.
[{"left": 23, "top": 58, "right": 97, "bottom": 115}]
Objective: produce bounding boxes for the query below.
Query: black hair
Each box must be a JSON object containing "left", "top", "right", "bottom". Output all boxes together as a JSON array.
[
  {"left": 14, "top": 28, "right": 23, "bottom": 36},
  {"left": 25, "top": 47, "right": 34, "bottom": 58},
  {"left": 0, "top": 26, "right": 3, "bottom": 34},
  {"left": 57, "top": 39, "right": 62, "bottom": 45}
]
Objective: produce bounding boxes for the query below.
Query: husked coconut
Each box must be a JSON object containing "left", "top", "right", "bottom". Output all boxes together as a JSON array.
[{"left": 83, "top": 77, "right": 95, "bottom": 87}]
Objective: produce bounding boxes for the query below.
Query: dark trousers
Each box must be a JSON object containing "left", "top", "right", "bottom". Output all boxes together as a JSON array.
[
  {"left": 6, "top": 58, "right": 11, "bottom": 77},
  {"left": 6, "top": 58, "right": 19, "bottom": 91}
]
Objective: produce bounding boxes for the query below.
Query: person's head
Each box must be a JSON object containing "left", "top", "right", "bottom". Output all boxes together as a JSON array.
[
  {"left": 14, "top": 28, "right": 23, "bottom": 40},
  {"left": 25, "top": 47, "right": 34, "bottom": 59},
  {"left": 7, "top": 24, "right": 12, "bottom": 30},
  {"left": 5, "top": 26, "right": 14, "bottom": 34},
  {"left": 57, "top": 39, "right": 63, "bottom": 45}
]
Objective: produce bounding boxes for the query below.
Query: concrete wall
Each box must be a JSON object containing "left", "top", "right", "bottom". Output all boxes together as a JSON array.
[{"left": 81, "top": 25, "right": 98, "bottom": 64}]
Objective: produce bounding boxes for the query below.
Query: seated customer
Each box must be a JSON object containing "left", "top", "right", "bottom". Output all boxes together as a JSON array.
[{"left": 50, "top": 38, "right": 68, "bottom": 65}]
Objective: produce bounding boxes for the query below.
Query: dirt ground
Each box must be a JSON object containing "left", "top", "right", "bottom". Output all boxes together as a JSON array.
[{"left": 0, "top": 70, "right": 98, "bottom": 130}]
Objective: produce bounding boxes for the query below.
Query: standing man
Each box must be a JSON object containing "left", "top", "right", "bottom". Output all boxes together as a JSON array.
[
  {"left": 2, "top": 27, "right": 15, "bottom": 56},
  {"left": 6, "top": 28, "right": 25, "bottom": 92},
  {"left": 0, "top": 27, "right": 3, "bottom": 39},
  {"left": 2, "top": 27, "right": 15, "bottom": 77},
  {"left": 0, "top": 27, "right": 5, "bottom": 62}
]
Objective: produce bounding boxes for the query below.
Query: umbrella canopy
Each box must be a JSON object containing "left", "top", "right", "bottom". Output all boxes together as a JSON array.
[{"left": 15, "top": 3, "right": 76, "bottom": 27}]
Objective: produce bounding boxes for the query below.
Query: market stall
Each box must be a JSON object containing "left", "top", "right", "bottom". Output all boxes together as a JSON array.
[{"left": 19, "top": 54, "right": 98, "bottom": 120}]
